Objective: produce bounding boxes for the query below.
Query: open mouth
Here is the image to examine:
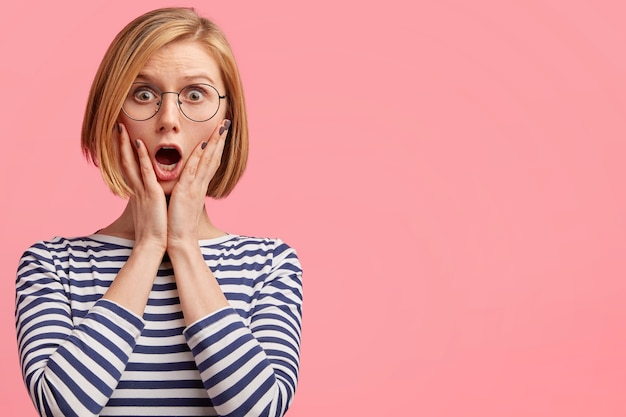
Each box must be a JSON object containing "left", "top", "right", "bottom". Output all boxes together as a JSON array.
[{"left": 155, "top": 147, "right": 181, "bottom": 171}]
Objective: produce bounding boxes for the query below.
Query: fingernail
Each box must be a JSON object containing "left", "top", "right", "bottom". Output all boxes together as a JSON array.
[
  {"left": 135, "top": 139, "right": 140, "bottom": 149},
  {"left": 220, "top": 120, "right": 231, "bottom": 135},
  {"left": 118, "top": 123, "right": 122, "bottom": 134},
  {"left": 201, "top": 141, "right": 208, "bottom": 150}
]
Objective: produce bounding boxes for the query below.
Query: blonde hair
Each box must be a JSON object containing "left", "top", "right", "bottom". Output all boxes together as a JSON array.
[{"left": 81, "top": 7, "right": 248, "bottom": 198}]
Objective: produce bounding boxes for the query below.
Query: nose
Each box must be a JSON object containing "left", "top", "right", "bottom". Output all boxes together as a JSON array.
[{"left": 156, "top": 91, "right": 181, "bottom": 132}]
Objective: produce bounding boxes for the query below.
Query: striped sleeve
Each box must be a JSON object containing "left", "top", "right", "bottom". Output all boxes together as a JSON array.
[
  {"left": 184, "top": 239, "right": 303, "bottom": 417},
  {"left": 15, "top": 242, "right": 145, "bottom": 417}
]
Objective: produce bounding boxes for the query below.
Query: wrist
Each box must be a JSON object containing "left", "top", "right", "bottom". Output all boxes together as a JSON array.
[
  {"left": 166, "top": 238, "right": 200, "bottom": 255},
  {"left": 133, "top": 238, "right": 167, "bottom": 258}
]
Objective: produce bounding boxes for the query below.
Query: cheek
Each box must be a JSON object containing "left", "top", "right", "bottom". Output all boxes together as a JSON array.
[
  {"left": 221, "top": 101, "right": 231, "bottom": 120},
  {"left": 120, "top": 121, "right": 154, "bottom": 144},
  {"left": 203, "top": 119, "right": 223, "bottom": 138},
  {"left": 184, "top": 124, "right": 216, "bottom": 151},
  {"left": 118, "top": 116, "right": 141, "bottom": 138}
]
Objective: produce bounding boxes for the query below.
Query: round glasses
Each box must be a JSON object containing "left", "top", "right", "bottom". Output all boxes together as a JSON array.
[{"left": 122, "top": 83, "right": 226, "bottom": 122}]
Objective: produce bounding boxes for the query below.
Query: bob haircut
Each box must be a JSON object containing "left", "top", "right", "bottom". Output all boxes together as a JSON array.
[{"left": 81, "top": 7, "right": 248, "bottom": 198}]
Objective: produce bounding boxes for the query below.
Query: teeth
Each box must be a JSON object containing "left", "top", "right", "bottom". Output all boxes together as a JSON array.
[{"left": 157, "top": 162, "right": 177, "bottom": 171}]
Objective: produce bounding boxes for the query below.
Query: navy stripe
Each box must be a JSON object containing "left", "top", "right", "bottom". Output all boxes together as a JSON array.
[
  {"left": 106, "top": 396, "right": 213, "bottom": 407},
  {"left": 133, "top": 343, "right": 190, "bottom": 354},
  {"left": 116, "top": 378, "right": 205, "bottom": 389},
  {"left": 125, "top": 361, "right": 198, "bottom": 372}
]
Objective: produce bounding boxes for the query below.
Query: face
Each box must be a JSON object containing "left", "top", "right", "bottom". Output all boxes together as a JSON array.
[{"left": 119, "top": 39, "right": 227, "bottom": 195}]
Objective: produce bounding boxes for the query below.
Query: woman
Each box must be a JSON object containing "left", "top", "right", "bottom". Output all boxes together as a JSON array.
[{"left": 15, "top": 7, "right": 302, "bottom": 417}]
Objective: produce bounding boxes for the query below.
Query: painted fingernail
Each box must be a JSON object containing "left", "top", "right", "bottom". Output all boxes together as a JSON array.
[
  {"left": 219, "top": 119, "right": 232, "bottom": 135},
  {"left": 118, "top": 123, "right": 122, "bottom": 134},
  {"left": 135, "top": 139, "right": 140, "bottom": 149},
  {"left": 201, "top": 141, "right": 208, "bottom": 150}
]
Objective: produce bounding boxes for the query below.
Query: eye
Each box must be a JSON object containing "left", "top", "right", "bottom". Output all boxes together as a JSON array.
[
  {"left": 182, "top": 86, "right": 208, "bottom": 103},
  {"left": 132, "top": 86, "right": 158, "bottom": 103}
]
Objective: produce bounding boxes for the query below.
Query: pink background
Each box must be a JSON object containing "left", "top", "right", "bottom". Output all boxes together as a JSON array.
[{"left": 2, "top": 0, "right": 626, "bottom": 415}]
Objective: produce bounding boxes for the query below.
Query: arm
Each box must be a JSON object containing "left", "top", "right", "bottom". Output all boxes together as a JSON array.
[
  {"left": 167, "top": 120, "right": 303, "bottom": 414},
  {"left": 15, "top": 242, "right": 146, "bottom": 417},
  {"left": 182, "top": 240, "right": 303, "bottom": 417},
  {"left": 15, "top": 124, "right": 169, "bottom": 416}
]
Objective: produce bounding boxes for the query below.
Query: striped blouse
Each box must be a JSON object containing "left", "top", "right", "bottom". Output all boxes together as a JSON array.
[{"left": 15, "top": 233, "right": 303, "bottom": 417}]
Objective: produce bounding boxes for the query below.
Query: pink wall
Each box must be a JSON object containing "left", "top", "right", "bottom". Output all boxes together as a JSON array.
[{"left": 2, "top": 1, "right": 626, "bottom": 415}]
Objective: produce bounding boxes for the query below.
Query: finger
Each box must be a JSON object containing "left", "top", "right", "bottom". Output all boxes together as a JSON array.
[
  {"left": 134, "top": 138, "right": 160, "bottom": 190},
  {"left": 118, "top": 124, "right": 160, "bottom": 195},
  {"left": 180, "top": 119, "right": 230, "bottom": 182},
  {"left": 197, "top": 118, "right": 229, "bottom": 176}
]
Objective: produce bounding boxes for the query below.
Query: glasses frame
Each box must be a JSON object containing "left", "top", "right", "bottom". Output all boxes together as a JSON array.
[{"left": 122, "top": 82, "right": 227, "bottom": 122}]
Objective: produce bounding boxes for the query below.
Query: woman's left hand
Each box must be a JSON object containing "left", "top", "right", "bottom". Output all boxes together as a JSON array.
[{"left": 166, "top": 119, "right": 230, "bottom": 248}]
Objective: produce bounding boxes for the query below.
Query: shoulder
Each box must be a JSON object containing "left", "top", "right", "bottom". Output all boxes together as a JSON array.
[
  {"left": 16, "top": 237, "right": 84, "bottom": 285},
  {"left": 204, "top": 234, "right": 302, "bottom": 273},
  {"left": 21, "top": 235, "right": 114, "bottom": 255},
  {"left": 217, "top": 234, "right": 299, "bottom": 258},
  {"left": 19, "top": 235, "right": 130, "bottom": 266},
  {"left": 19, "top": 236, "right": 81, "bottom": 263},
  {"left": 233, "top": 235, "right": 302, "bottom": 277}
]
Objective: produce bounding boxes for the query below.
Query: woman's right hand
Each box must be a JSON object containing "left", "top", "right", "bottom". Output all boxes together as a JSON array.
[{"left": 118, "top": 123, "right": 168, "bottom": 253}]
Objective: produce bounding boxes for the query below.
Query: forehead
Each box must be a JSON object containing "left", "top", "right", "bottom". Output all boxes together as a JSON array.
[{"left": 138, "top": 39, "right": 223, "bottom": 88}]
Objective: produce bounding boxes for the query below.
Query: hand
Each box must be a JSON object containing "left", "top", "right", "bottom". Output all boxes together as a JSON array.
[
  {"left": 167, "top": 119, "right": 230, "bottom": 247},
  {"left": 117, "top": 123, "right": 168, "bottom": 252}
]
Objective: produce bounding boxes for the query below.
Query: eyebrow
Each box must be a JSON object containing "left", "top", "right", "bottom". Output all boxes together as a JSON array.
[{"left": 135, "top": 73, "right": 217, "bottom": 86}]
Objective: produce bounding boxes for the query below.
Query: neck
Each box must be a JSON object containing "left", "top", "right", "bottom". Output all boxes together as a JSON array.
[{"left": 96, "top": 200, "right": 226, "bottom": 241}]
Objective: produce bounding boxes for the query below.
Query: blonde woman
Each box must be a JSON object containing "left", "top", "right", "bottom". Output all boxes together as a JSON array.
[{"left": 15, "top": 7, "right": 302, "bottom": 417}]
